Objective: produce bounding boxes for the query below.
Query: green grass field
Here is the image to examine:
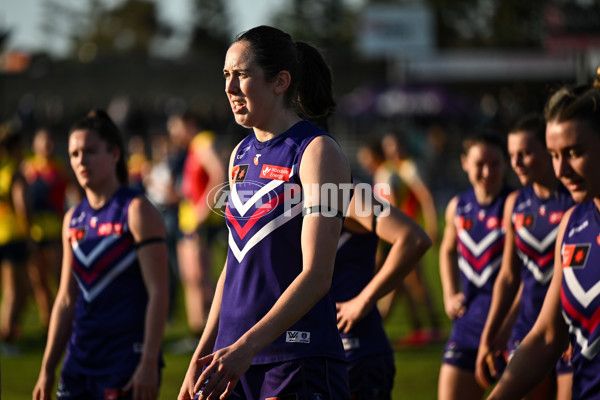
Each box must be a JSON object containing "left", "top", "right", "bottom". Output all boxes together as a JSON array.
[{"left": 1, "top": 245, "right": 449, "bottom": 399}]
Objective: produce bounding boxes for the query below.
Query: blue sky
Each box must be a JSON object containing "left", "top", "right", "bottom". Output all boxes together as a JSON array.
[{"left": 0, "top": 0, "right": 284, "bottom": 58}]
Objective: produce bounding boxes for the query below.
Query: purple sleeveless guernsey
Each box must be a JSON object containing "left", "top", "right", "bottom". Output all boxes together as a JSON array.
[
  {"left": 510, "top": 185, "right": 574, "bottom": 345},
  {"left": 62, "top": 186, "right": 154, "bottom": 375},
  {"left": 560, "top": 201, "right": 600, "bottom": 399},
  {"left": 217, "top": 121, "right": 345, "bottom": 364},
  {"left": 331, "top": 227, "right": 392, "bottom": 362},
  {"left": 449, "top": 188, "right": 510, "bottom": 349}
]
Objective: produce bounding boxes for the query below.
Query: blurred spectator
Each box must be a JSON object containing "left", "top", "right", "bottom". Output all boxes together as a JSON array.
[
  {"left": 144, "top": 132, "right": 180, "bottom": 319},
  {"left": 378, "top": 132, "right": 443, "bottom": 347},
  {"left": 167, "top": 111, "right": 225, "bottom": 348},
  {"left": 127, "top": 134, "right": 150, "bottom": 191},
  {"left": 22, "top": 127, "right": 68, "bottom": 331},
  {"left": 0, "top": 124, "right": 31, "bottom": 355}
]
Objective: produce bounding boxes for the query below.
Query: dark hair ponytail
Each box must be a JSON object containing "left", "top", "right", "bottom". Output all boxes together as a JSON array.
[
  {"left": 294, "top": 41, "right": 336, "bottom": 118},
  {"left": 235, "top": 26, "right": 336, "bottom": 119},
  {"left": 70, "top": 109, "right": 128, "bottom": 185}
]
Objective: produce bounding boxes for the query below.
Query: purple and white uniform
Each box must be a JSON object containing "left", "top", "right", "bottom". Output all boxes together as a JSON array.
[
  {"left": 217, "top": 120, "right": 345, "bottom": 364},
  {"left": 332, "top": 227, "right": 395, "bottom": 399},
  {"left": 61, "top": 187, "right": 157, "bottom": 377},
  {"left": 509, "top": 185, "right": 574, "bottom": 351},
  {"left": 560, "top": 201, "right": 600, "bottom": 398},
  {"left": 332, "top": 227, "right": 392, "bottom": 361},
  {"left": 443, "top": 188, "right": 510, "bottom": 371}
]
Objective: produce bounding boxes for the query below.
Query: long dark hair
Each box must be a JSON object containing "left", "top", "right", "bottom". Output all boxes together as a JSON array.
[
  {"left": 234, "top": 25, "right": 336, "bottom": 119},
  {"left": 70, "top": 109, "right": 128, "bottom": 184}
]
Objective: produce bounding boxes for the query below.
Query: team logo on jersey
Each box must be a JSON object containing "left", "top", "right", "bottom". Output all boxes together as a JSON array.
[
  {"left": 456, "top": 216, "right": 473, "bottom": 231},
  {"left": 539, "top": 205, "right": 546, "bottom": 216},
  {"left": 514, "top": 213, "right": 535, "bottom": 230},
  {"left": 562, "top": 243, "right": 590, "bottom": 268},
  {"left": 549, "top": 211, "right": 564, "bottom": 225},
  {"left": 285, "top": 330, "right": 310, "bottom": 343},
  {"left": 231, "top": 164, "right": 249, "bottom": 183},
  {"left": 253, "top": 153, "right": 261, "bottom": 165},
  {"left": 478, "top": 209, "right": 486, "bottom": 221},
  {"left": 69, "top": 227, "right": 87, "bottom": 243},
  {"left": 260, "top": 164, "right": 291, "bottom": 181}
]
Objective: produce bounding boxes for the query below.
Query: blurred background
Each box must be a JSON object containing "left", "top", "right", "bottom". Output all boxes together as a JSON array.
[
  {"left": 2, "top": 0, "right": 600, "bottom": 197},
  {"left": 2, "top": 1, "right": 600, "bottom": 398}
]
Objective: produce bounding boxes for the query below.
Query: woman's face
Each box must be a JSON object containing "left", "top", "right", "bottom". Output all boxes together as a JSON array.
[
  {"left": 461, "top": 143, "right": 506, "bottom": 197},
  {"left": 69, "top": 129, "right": 118, "bottom": 190},
  {"left": 223, "top": 41, "right": 279, "bottom": 130},
  {"left": 547, "top": 119, "right": 600, "bottom": 202},
  {"left": 507, "top": 130, "right": 552, "bottom": 186}
]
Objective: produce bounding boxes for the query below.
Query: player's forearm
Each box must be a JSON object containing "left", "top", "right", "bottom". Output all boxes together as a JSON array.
[
  {"left": 140, "top": 288, "right": 169, "bottom": 364},
  {"left": 40, "top": 295, "right": 75, "bottom": 374}
]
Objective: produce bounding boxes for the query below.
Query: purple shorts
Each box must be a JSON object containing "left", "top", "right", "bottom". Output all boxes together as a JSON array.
[
  {"left": 196, "top": 357, "right": 349, "bottom": 400},
  {"left": 347, "top": 352, "right": 395, "bottom": 400},
  {"left": 442, "top": 341, "right": 505, "bottom": 381}
]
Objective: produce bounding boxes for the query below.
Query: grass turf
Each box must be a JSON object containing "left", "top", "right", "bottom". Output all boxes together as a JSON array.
[{"left": 2, "top": 244, "right": 449, "bottom": 399}]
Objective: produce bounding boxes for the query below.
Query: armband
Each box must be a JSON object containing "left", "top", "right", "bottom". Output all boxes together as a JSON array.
[
  {"left": 134, "top": 237, "right": 166, "bottom": 249},
  {"left": 302, "top": 205, "right": 344, "bottom": 220}
]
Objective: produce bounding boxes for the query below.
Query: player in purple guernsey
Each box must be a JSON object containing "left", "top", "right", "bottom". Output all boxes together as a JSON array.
[
  {"left": 333, "top": 185, "right": 431, "bottom": 399},
  {"left": 488, "top": 67, "right": 600, "bottom": 399},
  {"left": 33, "top": 110, "right": 169, "bottom": 400},
  {"left": 438, "top": 132, "right": 511, "bottom": 400},
  {"left": 476, "top": 114, "right": 574, "bottom": 400},
  {"left": 179, "top": 26, "right": 352, "bottom": 400}
]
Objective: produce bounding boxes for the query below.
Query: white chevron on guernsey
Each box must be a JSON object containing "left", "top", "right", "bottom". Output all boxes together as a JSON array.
[
  {"left": 74, "top": 251, "right": 137, "bottom": 302},
  {"left": 568, "top": 220, "right": 589, "bottom": 238},
  {"left": 458, "top": 256, "right": 501, "bottom": 288},
  {"left": 230, "top": 179, "right": 286, "bottom": 217},
  {"left": 563, "top": 267, "right": 600, "bottom": 308},
  {"left": 458, "top": 229, "right": 502, "bottom": 257},
  {"left": 228, "top": 202, "right": 303, "bottom": 262},
  {"left": 230, "top": 166, "right": 297, "bottom": 217},
  {"left": 516, "top": 248, "right": 554, "bottom": 285},
  {"left": 337, "top": 231, "right": 352, "bottom": 250},
  {"left": 72, "top": 234, "right": 121, "bottom": 268},
  {"left": 516, "top": 225, "right": 559, "bottom": 253},
  {"left": 562, "top": 310, "right": 600, "bottom": 360}
]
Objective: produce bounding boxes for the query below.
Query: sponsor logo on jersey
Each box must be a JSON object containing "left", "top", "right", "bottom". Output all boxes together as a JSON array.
[
  {"left": 342, "top": 337, "right": 360, "bottom": 350},
  {"left": 72, "top": 211, "right": 86, "bottom": 225},
  {"left": 253, "top": 153, "right": 261, "bottom": 165},
  {"left": 549, "top": 211, "right": 564, "bottom": 225},
  {"left": 514, "top": 213, "right": 535, "bottom": 230},
  {"left": 456, "top": 216, "right": 473, "bottom": 231},
  {"left": 231, "top": 164, "right": 249, "bottom": 183},
  {"left": 69, "top": 227, "right": 87, "bottom": 243},
  {"left": 285, "top": 330, "right": 310, "bottom": 343},
  {"left": 97, "top": 222, "right": 123, "bottom": 236},
  {"left": 562, "top": 243, "right": 590, "bottom": 268},
  {"left": 260, "top": 164, "right": 292, "bottom": 181},
  {"left": 236, "top": 145, "right": 250, "bottom": 159}
]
